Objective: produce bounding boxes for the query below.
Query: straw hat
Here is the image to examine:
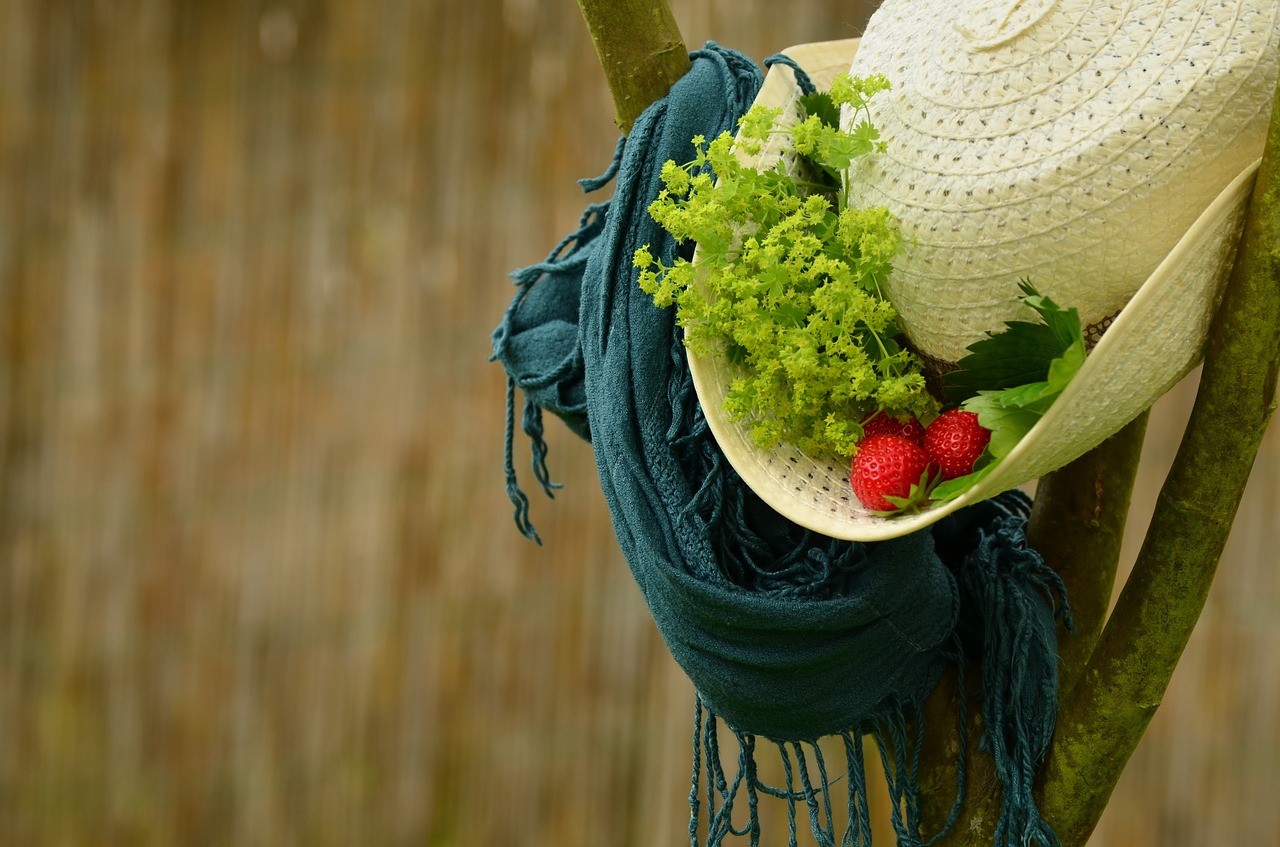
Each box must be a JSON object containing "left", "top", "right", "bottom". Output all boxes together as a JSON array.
[{"left": 687, "top": 0, "right": 1279, "bottom": 541}]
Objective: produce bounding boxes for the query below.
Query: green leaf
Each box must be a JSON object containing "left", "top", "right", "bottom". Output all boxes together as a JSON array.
[
  {"left": 771, "top": 301, "right": 809, "bottom": 328},
  {"left": 929, "top": 457, "right": 998, "bottom": 502},
  {"left": 927, "top": 284, "right": 1089, "bottom": 505},
  {"left": 1019, "top": 279, "right": 1083, "bottom": 349},
  {"left": 942, "top": 321, "right": 1070, "bottom": 403},
  {"left": 799, "top": 90, "right": 841, "bottom": 129},
  {"left": 964, "top": 392, "right": 1043, "bottom": 459},
  {"left": 1046, "top": 336, "right": 1086, "bottom": 391},
  {"left": 989, "top": 379, "right": 1057, "bottom": 415},
  {"left": 848, "top": 120, "right": 881, "bottom": 157},
  {"left": 943, "top": 281, "right": 1084, "bottom": 403}
]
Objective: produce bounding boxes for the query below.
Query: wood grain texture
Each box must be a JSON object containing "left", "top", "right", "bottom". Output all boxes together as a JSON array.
[{"left": 0, "top": 2, "right": 1274, "bottom": 845}]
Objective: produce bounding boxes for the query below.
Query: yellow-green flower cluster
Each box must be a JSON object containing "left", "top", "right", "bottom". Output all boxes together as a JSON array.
[{"left": 634, "top": 73, "right": 936, "bottom": 458}]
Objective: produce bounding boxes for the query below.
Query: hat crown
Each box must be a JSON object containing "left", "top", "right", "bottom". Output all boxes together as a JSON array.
[{"left": 846, "top": 0, "right": 1280, "bottom": 362}]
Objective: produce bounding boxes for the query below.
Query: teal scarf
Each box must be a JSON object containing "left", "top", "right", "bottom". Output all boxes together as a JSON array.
[{"left": 493, "top": 43, "right": 1069, "bottom": 847}]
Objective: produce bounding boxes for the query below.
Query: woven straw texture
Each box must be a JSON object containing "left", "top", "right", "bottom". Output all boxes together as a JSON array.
[{"left": 847, "top": 0, "right": 1280, "bottom": 362}]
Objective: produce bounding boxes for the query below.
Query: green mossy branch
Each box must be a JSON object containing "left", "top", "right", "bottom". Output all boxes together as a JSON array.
[
  {"left": 576, "top": 0, "right": 690, "bottom": 134},
  {"left": 1029, "top": 413, "right": 1149, "bottom": 698}
]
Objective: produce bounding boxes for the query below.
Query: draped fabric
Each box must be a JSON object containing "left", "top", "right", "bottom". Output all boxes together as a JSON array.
[{"left": 493, "top": 43, "right": 1069, "bottom": 847}]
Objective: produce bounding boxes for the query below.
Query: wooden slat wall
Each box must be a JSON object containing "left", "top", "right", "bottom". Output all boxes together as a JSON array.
[{"left": 0, "top": 1, "right": 1274, "bottom": 845}]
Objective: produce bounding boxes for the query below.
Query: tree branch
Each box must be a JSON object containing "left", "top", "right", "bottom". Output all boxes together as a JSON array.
[
  {"left": 1029, "top": 413, "right": 1148, "bottom": 697},
  {"left": 576, "top": 0, "right": 690, "bottom": 134}
]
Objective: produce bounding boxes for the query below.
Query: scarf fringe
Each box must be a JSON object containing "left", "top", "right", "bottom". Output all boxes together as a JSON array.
[
  {"left": 491, "top": 156, "right": 624, "bottom": 543},
  {"left": 690, "top": 695, "right": 967, "bottom": 847},
  {"left": 962, "top": 493, "right": 1071, "bottom": 847},
  {"left": 687, "top": 489, "right": 1069, "bottom": 847}
]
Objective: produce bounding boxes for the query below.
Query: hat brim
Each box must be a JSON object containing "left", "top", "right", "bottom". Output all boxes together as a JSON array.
[{"left": 686, "top": 40, "right": 1257, "bottom": 541}]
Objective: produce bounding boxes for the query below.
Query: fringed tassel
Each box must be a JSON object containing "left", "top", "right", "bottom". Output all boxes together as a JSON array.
[
  {"left": 681, "top": 494, "right": 1064, "bottom": 847},
  {"left": 502, "top": 379, "right": 542, "bottom": 544},
  {"left": 962, "top": 494, "right": 1072, "bottom": 847},
  {"left": 690, "top": 697, "right": 888, "bottom": 847},
  {"left": 841, "top": 732, "right": 874, "bottom": 847},
  {"left": 578, "top": 135, "right": 626, "bottom": 190},
  {"left": 491, "top": 140, "right": 627, "bottom": 542},
  {"left": 692, "top": 701, "right": 745, "bottom": 847},
  {"left": 871, "top": 705, "right": 926, "bottom": 847},
  {"left": 521, "top": 394, "right": 559, "bottom": 498}
]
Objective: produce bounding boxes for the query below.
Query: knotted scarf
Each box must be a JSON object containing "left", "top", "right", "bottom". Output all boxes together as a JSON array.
[{"left": 492, "top": 42, "right": 1070, "bottom": 847}]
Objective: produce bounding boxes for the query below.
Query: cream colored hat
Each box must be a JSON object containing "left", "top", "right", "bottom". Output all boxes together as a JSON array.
[{"left": 687, "top": 0, "right": 1279, "bottom": 541}]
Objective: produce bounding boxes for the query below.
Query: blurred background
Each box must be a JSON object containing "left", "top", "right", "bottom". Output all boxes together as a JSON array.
[{"left": 0, "top": 1, "right": 1276, "bottom": 845}]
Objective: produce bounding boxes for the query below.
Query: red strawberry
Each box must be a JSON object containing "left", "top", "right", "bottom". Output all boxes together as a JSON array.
[
  {"left": 923, "top": 409, "right": 991, "bottom": 480},
  {"left": 860, "top": 411, "right": 925, "bottom": 445},
  {"left": 850, "top": 434, "right": 936, "bottom": 513}
]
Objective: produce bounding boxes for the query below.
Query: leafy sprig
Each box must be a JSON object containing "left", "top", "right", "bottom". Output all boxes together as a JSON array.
[
  {"left": 634, "top": 73, "right": 935, "bottom": 458},
  {"left": 931, "top": 282, "right": 1086, "bottom": 501}
]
